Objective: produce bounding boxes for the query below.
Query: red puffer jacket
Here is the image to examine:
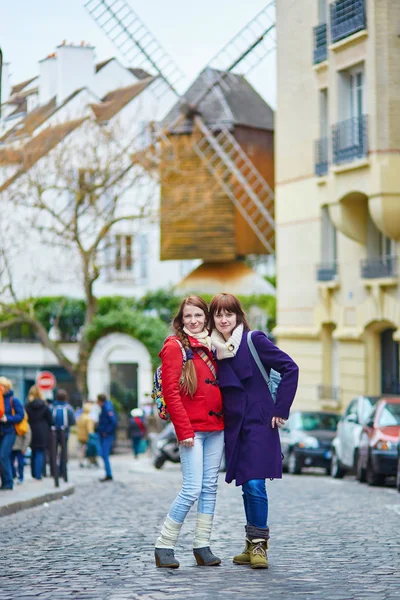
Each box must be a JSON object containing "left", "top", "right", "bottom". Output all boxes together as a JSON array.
[{"left": 160, "top": 335, "right": 224, "bottom": 442}]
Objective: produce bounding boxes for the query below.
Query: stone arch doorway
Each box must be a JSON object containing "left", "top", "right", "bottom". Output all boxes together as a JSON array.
[
  {"left": 87, "top": 333, "right": 153, "bottom": 409},
  {"left": 380, "top": 328, "right": 400, "bottom": 394}
]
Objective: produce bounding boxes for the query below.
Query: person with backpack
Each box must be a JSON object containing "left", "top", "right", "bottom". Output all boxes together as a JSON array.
[
  {"left": 26, "top": 386, "right": 53, "bottom": 480},
  {"left": 209, "top": 293, "right": 299, "bottom": 569},
  {"left": 11, "top": 420, "right": 31, "bottom": 484},
  {"left": 0, "top": 377, "right": 24, "bottom": 490},
  {"left": 76, "top": 402, "right": 95, "bottom": 467},
  {"left": 52, "top": 389, "right": 76, "bottom": 477},
  {"left": 96, "top": 393, "right": 117, "bottom": 482},
  {"left": 128, "top": 408, "right": 147, "bottom": 458},
  {"left": 154, "top": 296, "right": 224, "bottom": 569}
]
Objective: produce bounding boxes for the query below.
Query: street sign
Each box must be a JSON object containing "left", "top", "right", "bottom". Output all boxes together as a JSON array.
[{"left": 36, "top": 371, "right": 56, "bottom": 391}]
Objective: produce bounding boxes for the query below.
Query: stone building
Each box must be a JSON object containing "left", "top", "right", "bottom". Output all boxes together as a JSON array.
[{"left": 275, "top": 0, "right": 400, "bottom": 410}]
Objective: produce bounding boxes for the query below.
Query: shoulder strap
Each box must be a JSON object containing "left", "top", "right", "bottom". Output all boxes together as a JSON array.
[
  {"left": 247, "top": 331, "right": 270, "bottom": 387},
  {"left": 174, "top": 338, "right": 187, "bottom": 365}
]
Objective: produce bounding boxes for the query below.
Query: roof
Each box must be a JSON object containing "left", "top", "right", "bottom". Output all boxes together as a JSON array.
[
  {"left": 10, "top": 77, "right": 39, "bottom": 97},
  {"left": 90, "top": 77, "right": 155, "bottom": 122},
  {"left": 1, "top": 97, "right": 57, "bottom": 143},
  {"left": 163, "top": 68, "right": 274, "bottom": 134},
  {"left": 0, "top": 118, "right": 87, "bottom": 193},
  {"left": 128, "top": 67, "right": 151, "bottom": 80},
  {"left": 95, "top": 58, "right": 114, "bottom": 73}
]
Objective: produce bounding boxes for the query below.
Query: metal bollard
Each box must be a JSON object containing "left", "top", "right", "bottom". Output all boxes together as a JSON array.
[{"left": 50, "top": 427, "right": 59, "bottom": 488}]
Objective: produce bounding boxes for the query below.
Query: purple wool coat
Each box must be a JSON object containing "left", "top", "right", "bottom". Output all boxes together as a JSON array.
[{"left": 217, "top": 330, "right": 299, "bottom": 486}]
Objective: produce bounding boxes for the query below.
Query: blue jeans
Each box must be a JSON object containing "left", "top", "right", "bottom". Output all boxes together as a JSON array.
[
  {"left": 169, "top": 431, "right": 224, "bottom": 523},
  {"left": 242, "top": 479, "right": 269, "bottom": 528},
  {"left": 100, "top": 434, "right": 115, "bottom": 478},
  {"left": 32, "top": 449, "right": 45, "bottom": 480},
  {"left": 0, "top": 431, "right": 17, "bottom": 489},
  {"left": 11, "top": 450, "right": 25, "bottom": 481}
]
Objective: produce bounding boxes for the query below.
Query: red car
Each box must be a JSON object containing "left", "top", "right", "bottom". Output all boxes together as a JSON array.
[{"left": 357, "top": 397, "right": 400, "bottom": 486}]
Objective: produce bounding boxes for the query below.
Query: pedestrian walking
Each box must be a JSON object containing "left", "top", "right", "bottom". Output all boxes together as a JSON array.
[
  {"left": 96, "top": 393, "right": 117, "bottom": 482},
  {"left": 11, "top": 421, "right": 31, "bottom": 484},
  {"left": 209, "top": 293, "right": 299, "bottom": 569},
  {"left": 76, "top": 402, "right": 95, "bottom": 467},
  {"left": 0, "top": 377, "right": 24, "bottom": 490},
  {"left": 25, "top": 386, "right": 53, "bottom": 480},
  {"left": 52, "top": 389, "right": 76, "bottom": 477},
  {"left": 154, "top": 296, "right": 224, "bottom": 569},
  {"left": 128, "top": 408, "right": 147, "bottom": 458}
]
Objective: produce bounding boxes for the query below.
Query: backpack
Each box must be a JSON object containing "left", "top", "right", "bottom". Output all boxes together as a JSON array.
[
  {"left": 11, "top": 399, "right": 29, "bottom": 436},
  {"left": 247, "top": 331, "right": 281, "bottom": 402},
  {"left": 52, "top": 405, "right": 69, "bottom": 430},
  {"left": 152, "top": 338, "right": 187, "bottom": 421}
]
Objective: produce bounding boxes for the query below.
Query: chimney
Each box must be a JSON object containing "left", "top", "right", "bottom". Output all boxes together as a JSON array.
[
  {"left": 39, "top": 54, "right": 58, "bottom": 105},
  {"left": 56, "top": 42, "right": 95, "bottom": 103},
  {"left": 1, "top": 62, "right": 11, "bottom": 104}
]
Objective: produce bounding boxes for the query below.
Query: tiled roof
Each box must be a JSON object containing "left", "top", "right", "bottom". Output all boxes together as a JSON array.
[
  {"left": 90, "top": 77, "right": 155, "bottom": 122},
  {"left": 95, "top": 58, "right": 114, "bottom": 72},
  {"left": 0, "top": 118, "right": 87, "bottom": 193},
  {"left": 163, "top": 68, "right": 274, "bottom": 134},
  {"left": 128, "top": 67, "right": 151, "bottom": 80},
  {"left": 1, "top": 97, "right": 57, "bottom": 142},
  {"left": 10, "top": 77, "right": 39, "bottom": 97}
]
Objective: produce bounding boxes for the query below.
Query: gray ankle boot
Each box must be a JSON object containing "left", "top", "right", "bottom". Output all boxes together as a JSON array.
[
  {"left": 193, "top": 547, "right": 221, "bottom": 566},
  {"left": 154, "top": 548, "right": 179, "bottom": 568}
]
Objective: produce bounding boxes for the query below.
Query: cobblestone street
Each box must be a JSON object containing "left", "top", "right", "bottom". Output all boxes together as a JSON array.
[{"left": 1, "top": 456, "right": 400, "bottom": 600}]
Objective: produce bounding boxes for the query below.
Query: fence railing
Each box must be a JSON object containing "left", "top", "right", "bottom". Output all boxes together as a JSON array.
[
  {"left": 313, "top": 23, "right": 328, "bottom": 64},
  {"left": 360, "top": 255, "right": 397, "bottom": 279},
  {"left": 330, "top": 0, "right": 366, "bottom": 44},
  {"left": 332, "top": 115, "right": 368, "bottom": 164}
]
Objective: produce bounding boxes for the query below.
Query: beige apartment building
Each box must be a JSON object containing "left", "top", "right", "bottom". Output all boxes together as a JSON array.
[{"left": 275, "top": 0, "right": 400, "bottom": 411}]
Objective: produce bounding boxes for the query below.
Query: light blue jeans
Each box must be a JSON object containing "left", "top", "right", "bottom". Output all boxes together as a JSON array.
[{"left": 168, "top": 431, "right": 224, "bottom": 523}]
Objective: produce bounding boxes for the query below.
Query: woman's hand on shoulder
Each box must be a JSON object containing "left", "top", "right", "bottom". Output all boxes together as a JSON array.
[
  {"left": 179, "top": 437, "right": 194, "bottom": 447},
  {"left": 271, "top": 416, "right": 286, "bottom": 429}
]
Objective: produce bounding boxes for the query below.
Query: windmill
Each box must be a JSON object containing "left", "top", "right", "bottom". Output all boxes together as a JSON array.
[{"left": 84, "top": 0, "right": 277, "bottom": 291}]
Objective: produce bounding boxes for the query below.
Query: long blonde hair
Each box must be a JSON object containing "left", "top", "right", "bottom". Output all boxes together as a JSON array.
[
  {"left": 172, "top": 296, "right": 209, "bottom": 397},
  {"left": 27, "top": 385, "right": 45, "bottom": 402}
]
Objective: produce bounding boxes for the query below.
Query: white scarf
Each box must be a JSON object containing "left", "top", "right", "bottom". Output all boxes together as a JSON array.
[
  {"left": 211, "top": 324, "right": 244, "bottom": 359},
  {"left": 183, "top": 327, "right": 212, "bottom": 350}
]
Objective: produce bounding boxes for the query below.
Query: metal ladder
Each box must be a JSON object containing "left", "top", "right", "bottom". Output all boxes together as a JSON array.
[
  {"left": 84, "top": 0, "right": 184, "bottom": 100},
  {"left": 193, "top": 116, "right": 275, "bottom": 253}
]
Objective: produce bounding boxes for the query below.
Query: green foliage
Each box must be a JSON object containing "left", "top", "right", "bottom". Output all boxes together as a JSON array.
[
  {"left": 85, "top": 309, "right": 169, "bottom": 368},
  {"left": 264, "top": 275, "right": 276, "bottom": 289}
]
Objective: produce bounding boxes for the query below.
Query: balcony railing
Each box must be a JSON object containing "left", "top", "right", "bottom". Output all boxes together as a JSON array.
[
  {"left": 315, "top": 137, "right": 329, "bottom": 176},
  {"left": 317, "top": 262, "right": 337, "bottom": 282},
  {"left": 360, "top": 255, "right": 398, "bottom": 279},
  {"left": 332, "top": 115, "right": 368, "bottom": 164},
  {"left": 318, "top": 385, "right": 341, "bottom": 401},
  {"left": 313, "top": 23, "right": 328, "bottom": 64},
  {"left": 330, "top": 0, "right": 366, "bottom": 44}
]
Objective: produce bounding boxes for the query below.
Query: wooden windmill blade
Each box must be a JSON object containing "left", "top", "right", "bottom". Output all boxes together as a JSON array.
[{"left": 83, "top": 0, "right": 185, "bottom": 100}]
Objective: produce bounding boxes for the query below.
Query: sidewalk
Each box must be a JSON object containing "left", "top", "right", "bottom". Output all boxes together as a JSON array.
[{"left": 0, "top": 452, "right": 155, "bottom": 517}]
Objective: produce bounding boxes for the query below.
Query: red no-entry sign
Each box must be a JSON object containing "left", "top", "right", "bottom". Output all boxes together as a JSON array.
[{"left": 36, "top": 371, "right": 56, "bottom": 391}]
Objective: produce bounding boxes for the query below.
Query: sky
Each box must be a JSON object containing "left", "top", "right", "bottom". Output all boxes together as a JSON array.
[{"left": 0, "top": 0, "right": 277, "bottom": 108}]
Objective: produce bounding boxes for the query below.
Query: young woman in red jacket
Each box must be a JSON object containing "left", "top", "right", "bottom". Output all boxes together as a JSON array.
[{"left": 155, "top": 296, "right": 224, "bottom": 569}]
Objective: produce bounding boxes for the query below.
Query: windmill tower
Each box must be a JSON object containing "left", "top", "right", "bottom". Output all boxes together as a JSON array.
[{"left": 84, "top": 0, "right": 276, "bottom": 293}]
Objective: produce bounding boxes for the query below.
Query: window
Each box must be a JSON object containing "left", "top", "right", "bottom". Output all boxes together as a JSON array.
[
  {"left": 350, "top": 70, "right": 364, "bottom": 120},
  {"left": 378, "top": 403, "right": 400, "bottom": 427},
  {"left": 319, "top": 206, "right": 337, "bottom": 275},
  {"left": 320, "top": 89, "right": 329, "bottom": 139},
  {"left": 114, "top": 235, "right": 134, "bottom": 272},
  {"left": 338, "top": 64, "right": 365, "bottom": 121},
  {"left": 294, "top": 412, "right": 340, "bottom": 432},
  {"left": 366, "top": 215, "right": 395, "bottom": 261},
  {"left": 360, "top": 397, "right": 379, "bottom": 423},
  {"left": 318, "top": 0, "right": 327, "bottom": 25}
]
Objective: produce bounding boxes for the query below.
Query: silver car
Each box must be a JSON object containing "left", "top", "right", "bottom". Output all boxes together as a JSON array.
[{"left": 330, "top": 396, "right": 379, "bottom": 478}]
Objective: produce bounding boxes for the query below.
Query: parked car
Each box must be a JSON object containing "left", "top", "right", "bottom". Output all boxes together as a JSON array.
[
  {"left": 357, "top": 397, "right": 400, "bottom": 486},
  {"left": 330, "top": 395, "right": 380, "bottom": 478},
  {"left": 280, "top": 411, "right": 340, "bottom": 475}
]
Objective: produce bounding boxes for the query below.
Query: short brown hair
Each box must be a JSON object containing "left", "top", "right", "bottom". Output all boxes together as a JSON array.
[
  {"left": 56, "top": 389, "right": 69, "bottom": 402},
  {"left": 97, "top": 393, "right": 107, "bottom": 403},
  {"left": 209, "top": 293, "right": 250, "bottom": 331}
]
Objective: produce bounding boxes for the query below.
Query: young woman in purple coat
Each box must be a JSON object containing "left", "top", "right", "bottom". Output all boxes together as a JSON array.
[{"left": 210, "top": 293, "right": 299, "bottom": 569}]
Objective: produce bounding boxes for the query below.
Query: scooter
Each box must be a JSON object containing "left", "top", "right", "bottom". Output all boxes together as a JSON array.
[{"left": 153, "top": 422, "right": 180, "bottom": 469}]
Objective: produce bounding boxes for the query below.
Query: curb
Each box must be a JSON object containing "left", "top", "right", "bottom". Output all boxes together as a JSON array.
[{"left": 0, "top": 485, "right": 75, "bottom": 517}]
